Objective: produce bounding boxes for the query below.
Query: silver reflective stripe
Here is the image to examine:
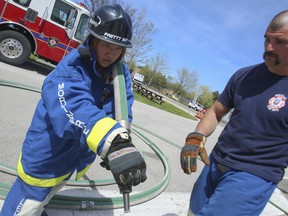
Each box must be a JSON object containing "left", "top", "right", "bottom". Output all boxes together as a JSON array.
[
  {"left": 17, "top": 181, "right": 66, "bottom": 216},
  {"left": 187, "top": 208, "right": 195, "bottom": 216}
]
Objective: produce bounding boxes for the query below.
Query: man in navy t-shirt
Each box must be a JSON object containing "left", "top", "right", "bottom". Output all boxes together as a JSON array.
[{"left": 181, "top": 10, "right": 288, "bottom": 216}]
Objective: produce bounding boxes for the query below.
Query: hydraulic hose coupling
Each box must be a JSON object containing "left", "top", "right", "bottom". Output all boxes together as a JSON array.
[{"left": 80, "top": 200, "right": 95, "bottom": 210}]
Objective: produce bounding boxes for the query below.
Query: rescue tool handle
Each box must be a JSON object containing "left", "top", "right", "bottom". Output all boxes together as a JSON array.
[{"left": 123, "top": 192, "right": 130, "bottom": 213}]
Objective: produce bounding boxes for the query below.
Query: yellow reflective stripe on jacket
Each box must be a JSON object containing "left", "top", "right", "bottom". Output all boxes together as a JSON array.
[
  {"left": 87, "top": 117, "right": 118, "bottom": 153},
  {"left": 17, "top": 153, "right": 71, "bottom": 187},
  {"left": 76, "top": 163, "right": 93, "bottom": 180}
]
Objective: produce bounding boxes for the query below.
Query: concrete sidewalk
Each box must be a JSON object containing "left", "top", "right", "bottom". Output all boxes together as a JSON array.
[
  {"left": 0, "top": 188, "right": 287, "bottom": 215},
  {"left": 0, "top": 61, "right": 288, "bottom": 215}
]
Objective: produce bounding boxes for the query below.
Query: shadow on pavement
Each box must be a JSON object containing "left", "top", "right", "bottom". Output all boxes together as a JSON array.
[{"left": 20, "top": 61, "right": 54, "bottom": 77}]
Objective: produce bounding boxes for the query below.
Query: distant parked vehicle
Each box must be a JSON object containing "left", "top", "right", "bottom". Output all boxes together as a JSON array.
[
  {"left": 188, "top": 101, "right": 205, "bottom": 111},
  {"left": 188, "top": 101, "right": 196, "bottom": 109}
]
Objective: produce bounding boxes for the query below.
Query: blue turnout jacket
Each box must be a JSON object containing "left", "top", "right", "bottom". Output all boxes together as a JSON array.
[{"left": 17, "top": 41, "right": 134, "bottom": 187}]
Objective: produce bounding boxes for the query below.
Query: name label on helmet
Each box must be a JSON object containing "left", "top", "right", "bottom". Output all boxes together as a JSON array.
[{"left": 103, "top": 32, "right": 131, "bottom": 44}]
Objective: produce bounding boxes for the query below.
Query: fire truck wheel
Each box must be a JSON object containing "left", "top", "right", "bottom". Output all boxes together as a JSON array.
[{"left": 0, "top": 30, "right": 31, "bottom": 66}]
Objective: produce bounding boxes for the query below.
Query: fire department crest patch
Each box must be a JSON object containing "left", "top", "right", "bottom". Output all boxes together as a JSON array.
[
  {"left": 267, "top": 94, "right": 286, "bottom": 111},
  {"left": 48, "top": 37, "right": 58, "bottom": 48}
]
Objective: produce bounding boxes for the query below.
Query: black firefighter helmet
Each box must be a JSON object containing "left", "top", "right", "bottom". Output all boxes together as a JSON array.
[{"left": 86, "top": 4, "right": 132, "bottom": 48}]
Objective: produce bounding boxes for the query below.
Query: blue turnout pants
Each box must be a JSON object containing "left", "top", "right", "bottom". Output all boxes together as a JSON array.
[{"left": 0, "top": 177, "right": 66, "bottom": 216}]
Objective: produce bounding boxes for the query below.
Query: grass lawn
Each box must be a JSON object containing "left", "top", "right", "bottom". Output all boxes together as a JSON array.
[
  {"left": 28, "top": 55, "right": 196, "bottom": 121},
  {"left": 133, "top": 90, "right": 197, "bottom": 121}
]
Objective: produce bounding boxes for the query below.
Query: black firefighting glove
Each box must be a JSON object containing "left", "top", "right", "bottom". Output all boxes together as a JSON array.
[
  {"left": 100, "top": 157, "right": 110, "bottom": 170},
  {"left": 103, "top": 134, "right": 147, "bottom": 191},
  {"left": 180, "top": 132, "right": 210, "bottom": 174}
]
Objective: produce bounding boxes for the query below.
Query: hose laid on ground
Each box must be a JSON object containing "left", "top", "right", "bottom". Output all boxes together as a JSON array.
[
  {"left": 0, "top": 127, "right": 170, "bottom": 210},
  {"left": 0, "top": 78, "right": 170, "bottom": 210},
  {"left": 0, "top": 79, "right": 287, "bottom": 215}
]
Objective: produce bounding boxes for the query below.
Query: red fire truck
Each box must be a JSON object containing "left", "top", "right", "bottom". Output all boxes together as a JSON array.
[{"left": 0, "top": 0, "right": 90, "bottom": 66}]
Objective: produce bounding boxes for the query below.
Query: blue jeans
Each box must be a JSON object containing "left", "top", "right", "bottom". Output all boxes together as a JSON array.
[{"left": 190, "top": 156, "right": 277, "bottom": 216}]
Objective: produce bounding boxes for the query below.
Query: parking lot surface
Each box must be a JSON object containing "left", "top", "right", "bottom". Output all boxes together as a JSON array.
[{"left": 0, "top": 61, "right": 287, "bottom": 215}]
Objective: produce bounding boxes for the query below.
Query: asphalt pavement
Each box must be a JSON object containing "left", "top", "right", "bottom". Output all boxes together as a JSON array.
[{"left": 0, "top": 61, "right": 287, "bottom": 216}]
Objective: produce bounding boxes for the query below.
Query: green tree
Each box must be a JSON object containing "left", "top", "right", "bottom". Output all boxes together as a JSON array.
[
  {"left": 197, "top": 86, "right": 214, "bottom": 108},
  {"left": 139, "top": 65, "right": 166, "bottom": 89},
  {"left": 211, "top": 91, "right": 219, "bottom": 102}
]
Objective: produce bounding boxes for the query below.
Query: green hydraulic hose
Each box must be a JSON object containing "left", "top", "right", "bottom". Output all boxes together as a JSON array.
[
  {"left": 0, "top": 77, "right": 171, "bottom": 210},
  {"left": 112, "top": 62, "right": 130, "bottom": 130},
  {"left": 132, "top": 123, "right": 182, "bottom": 150},
  {"left": 0, "top": 127, "right": 170, "bottom": 210},
  {"left": 0, "top": 162, "right": 115, "bottom": 187},
  {"left": 48, "top": 128, "right": 170, "bottom": 210},
  {"left": 113, "top": 62, "right": 135, "bottom": 212},
  {"left": 0, "top": 79, "right": 41, "bottom": 92}
]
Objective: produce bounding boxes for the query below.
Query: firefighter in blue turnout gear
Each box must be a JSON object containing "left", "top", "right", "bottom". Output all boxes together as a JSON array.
[{"left": 0, "top": 4, "right": 146, "bottom": 216}]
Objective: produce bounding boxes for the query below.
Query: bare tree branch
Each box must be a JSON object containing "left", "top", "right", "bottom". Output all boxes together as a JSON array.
[
  {"left": 83, "top": 0, "right": 158, "bottom": 66},
  {"left": 147, "top": 52, "right": 168, "bottom": 86},
  {"left": 172, "top": 67, "right": 198, "bottom": 95}
]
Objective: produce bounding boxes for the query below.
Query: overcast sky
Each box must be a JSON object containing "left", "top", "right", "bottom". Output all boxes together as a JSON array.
[{"left": 123, "top": 0, "right": 288, "bottom": 93}]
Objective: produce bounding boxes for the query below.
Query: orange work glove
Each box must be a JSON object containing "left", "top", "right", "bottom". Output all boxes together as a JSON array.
[{"left": 180, "top": 132, "right": 210, "bottom": 174}]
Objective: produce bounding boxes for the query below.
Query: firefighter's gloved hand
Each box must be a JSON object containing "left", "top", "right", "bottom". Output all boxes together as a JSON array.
[
  {"left": 180, "top": 132, "right": 210, "bottom": 174},
  {"left": 105, "top": 134, "right": 147, "bottom": 190},
  {"left": 100, "top": 157, "right": 110, "bottom": 170},
  {"left": 100, "top": 128, "right": 129, "bottom": 170}
]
